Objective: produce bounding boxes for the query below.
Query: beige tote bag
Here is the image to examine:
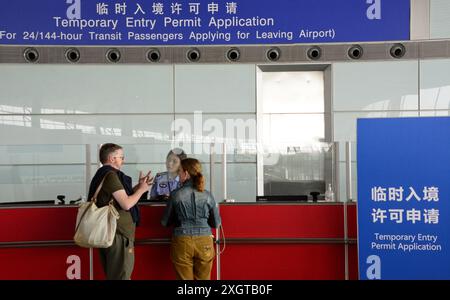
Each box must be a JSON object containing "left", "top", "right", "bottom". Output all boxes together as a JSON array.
[{"left": 74, "top": 173, "right": 120, "bottom": 248}]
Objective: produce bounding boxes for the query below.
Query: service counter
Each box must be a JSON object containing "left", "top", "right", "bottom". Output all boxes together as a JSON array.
[{"left": 0, "top": 202, "right": 358, "bottom": 280}]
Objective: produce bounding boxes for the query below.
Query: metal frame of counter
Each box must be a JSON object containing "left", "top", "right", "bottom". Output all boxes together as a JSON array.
[{"left": 0, "top": 202, "right": 358, "bottom": 280}]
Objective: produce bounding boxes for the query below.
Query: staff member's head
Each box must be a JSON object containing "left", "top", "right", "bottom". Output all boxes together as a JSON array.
[{"left": 166, "top": 148, "right": 187, "bottom": 175}]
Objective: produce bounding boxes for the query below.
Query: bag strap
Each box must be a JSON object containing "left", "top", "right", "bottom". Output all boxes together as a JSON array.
[
  {"left": 91, "top": 171, "right": 115, "bottom": 203},
  {"left": 75, "top": 171, "right": 116, "bottom": 233}
]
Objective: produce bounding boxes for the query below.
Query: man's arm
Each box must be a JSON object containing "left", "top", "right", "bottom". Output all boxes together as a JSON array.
[{"left": 114, "top": 174, "right": 153, "bottom": 210}]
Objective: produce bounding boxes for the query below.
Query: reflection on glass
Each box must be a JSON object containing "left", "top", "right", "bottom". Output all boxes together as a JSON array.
[
  {"left": 0, "top": 142, "right": 257, "bottom": 204},
  {"left": 262, "top": 143, "right": 334, "bottom": 198},
  {"left": 421, "top": 86, "right": 450, "bottom": 110},
  {"left": 361, "top": 94, "right": 418, "bottom": 111},
  {"left": 0, "top": 115, "right": 32, "bottom": 127},
  {"left": 259, "top": 70, "right": 327, "bottom": 200},
  {"left": 420, "top": 59, "right": 450, "bottom": 110},
  {"left": 0, "top": 165, "right": 85, "bottom": 203},
  {"left": 0, "top": 144, "right": 88, "bottom": 204},
  {"left": 0, "top": 104, "right": 32, "bottom": 127}
]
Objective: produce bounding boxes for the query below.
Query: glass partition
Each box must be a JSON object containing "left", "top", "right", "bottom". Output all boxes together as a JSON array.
[
  {"left": 0, "top": 141, "right": 246, "bottom": 204},
  {"left": 0, "top": 144, "right": 88, "bottom": 204},
  {"left": 258, "top": 142, "right": 337, "bottom": 201},
  {"left": 118, "top": 142, "right": 219, "bottom": 198},
  {"left": 0, "top": 140, "right": 341, "bottom": 204},
  {"left": 0, "top": 61, "right": 358, "bottom": 205}
]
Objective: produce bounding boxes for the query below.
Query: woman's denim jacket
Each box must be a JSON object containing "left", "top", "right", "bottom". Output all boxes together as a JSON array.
[{"left": 161, "top": 180, "right": 221, "bottom": 236}]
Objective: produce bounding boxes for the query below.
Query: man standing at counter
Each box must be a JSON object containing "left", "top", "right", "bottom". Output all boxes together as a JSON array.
[{"left": 87, "top": 143, "right": 153, "bottom": 280}]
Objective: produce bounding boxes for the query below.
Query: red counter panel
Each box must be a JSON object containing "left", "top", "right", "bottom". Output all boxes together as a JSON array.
[
  {"left": 220, "top": 244, "right": 346, "bottom": 280},
  {"left": 219, "top": 204, "right": 346, "bottom": 239},
  {"left": 0, "top": 247, "right": 90, "bottom": 280},
  {"left": 134, "top": 205, "right": 172, "bottom": 240},
  {"left": 0, "top": 203, "right": 358, "bottom": 280},
  {"left": 0, "top": 207, "right": 78, "bottom": 242}
]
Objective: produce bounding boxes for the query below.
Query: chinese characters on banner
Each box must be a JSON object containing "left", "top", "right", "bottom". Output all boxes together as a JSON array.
[
  {"left": 371, "top": 186, "right": 439, "bottom": 225},
  {"left": 357, "top": 117, "right": 450, "bottom": 279},
  {"left": 92, "top": 2, "right": 239, "bottom": 16}
]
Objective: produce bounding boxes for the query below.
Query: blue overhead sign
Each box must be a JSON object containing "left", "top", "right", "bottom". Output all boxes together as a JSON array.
[
  {"left": 357, "top": 117, "right": 450, "bottom": 280},
  {"left": 0, "top": 0, "right": 410, "bottom": 46}
]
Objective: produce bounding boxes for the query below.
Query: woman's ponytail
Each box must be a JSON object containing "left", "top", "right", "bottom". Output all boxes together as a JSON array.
[
  {"left": 181, "top": 158, "right": 205, "bottom": 192},
  {"left": 192, "top": 173, "right": 205, "bottom": 192}
]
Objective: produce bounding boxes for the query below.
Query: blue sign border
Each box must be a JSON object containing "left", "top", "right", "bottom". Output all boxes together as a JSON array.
[
  {"left": 0, "top": 0, "right": 410, "bottom": 46},
  {"left": 357, "top": 117, "right": 450, "bottom": 280}
]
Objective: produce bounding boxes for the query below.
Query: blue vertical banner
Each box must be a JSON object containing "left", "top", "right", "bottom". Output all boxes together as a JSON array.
[
  {"left": 357, "top": 117, "right": 450, "bottom": 280},
  {"left": 0, "top": 0, "right": 410, "bottom": 45}
]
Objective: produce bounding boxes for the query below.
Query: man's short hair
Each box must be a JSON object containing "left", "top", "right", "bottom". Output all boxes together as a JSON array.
[{"left": 99, "top": 143, "right": 122, "bottom": 164}]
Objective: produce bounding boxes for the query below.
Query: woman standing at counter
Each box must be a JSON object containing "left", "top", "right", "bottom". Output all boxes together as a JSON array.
[{"left": 161, "top": 158, "right": 221, "bottom": 280}]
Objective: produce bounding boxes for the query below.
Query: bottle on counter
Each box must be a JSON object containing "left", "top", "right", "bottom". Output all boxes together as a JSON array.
[{"left": 325, "top": 184, "right": 335, "bottom": 202}]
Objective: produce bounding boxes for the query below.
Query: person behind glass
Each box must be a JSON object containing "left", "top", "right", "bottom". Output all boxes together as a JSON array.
[
  {"left": 149, "top": 148, "right": 187, "bottom": 201},
  {"left": 161, "top": 158, "right": 221, "bottom": 280},
  {"left": 87, "top": 143, "right": 153, "bottom": 280}
]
